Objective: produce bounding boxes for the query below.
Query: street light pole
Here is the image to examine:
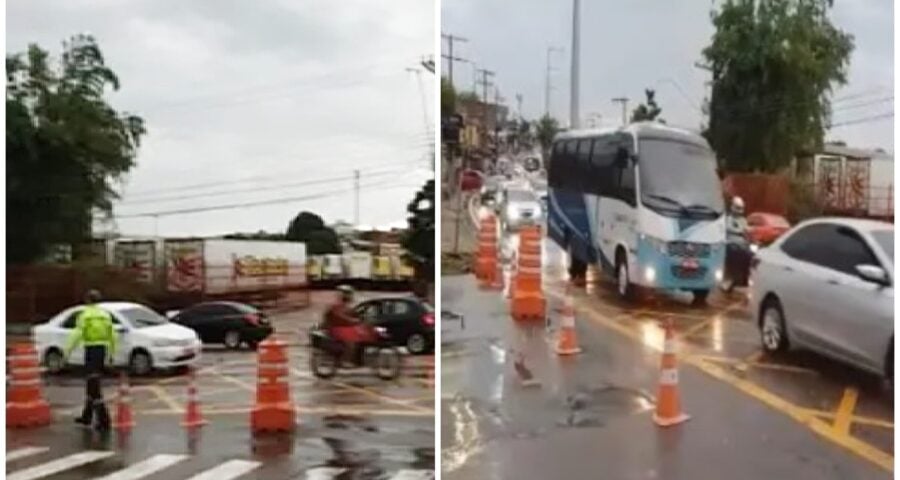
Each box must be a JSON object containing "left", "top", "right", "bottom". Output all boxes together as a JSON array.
[{"left": 569, "top": 0, "right": 581, "bottom": 129}]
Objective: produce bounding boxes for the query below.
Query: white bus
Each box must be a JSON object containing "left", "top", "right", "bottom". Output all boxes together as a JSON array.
[{"left": 546, "top": 122, "right": 726, "bottom": 304}]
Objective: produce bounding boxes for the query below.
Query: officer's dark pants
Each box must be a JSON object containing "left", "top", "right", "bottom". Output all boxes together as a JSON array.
[{"left": 78, "top": 345, "right": 111, "bottom": 429}]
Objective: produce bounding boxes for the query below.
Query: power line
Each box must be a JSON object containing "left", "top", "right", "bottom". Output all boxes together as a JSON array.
[
  {"left": 441, "top": 33, "right": 469, "bottom": 90},
  {"left": 116, "top": 163, "right": 421, "bottom": 206},
  {"left": 829, "top": 111, "right": 894, "bottom": 128},
  {"left": 112, "top": 177, "right": 422, "bottom": 219}
]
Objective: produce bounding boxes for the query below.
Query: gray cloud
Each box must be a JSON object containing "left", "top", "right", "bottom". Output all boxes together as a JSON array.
[
  {"left": 443, "top": 0, "right": 892, "bottom": 151},
  {"left": 8, "top": 0, "right": 435, "bottom": 237}
]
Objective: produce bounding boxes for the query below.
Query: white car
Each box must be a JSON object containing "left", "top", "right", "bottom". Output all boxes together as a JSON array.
[{"left": 34, "top": 302, "right": 202, "bottom": 376}]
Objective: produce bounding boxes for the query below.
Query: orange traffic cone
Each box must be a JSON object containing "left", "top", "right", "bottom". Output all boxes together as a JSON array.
[
  {"left": 653, "top": 319, "right": 689, "bottom": 427},
  {"left": 6, "top": 342, "right": 52, "bottom": 428},
  {"left": 181, "top": 366, "right": 206, "bottom": 429},
  {"left": 555, "top": 290, "right": 581, "bottom": 355},
  {"left": 113, "top": 371, "right": 135, "bottom": 432}
]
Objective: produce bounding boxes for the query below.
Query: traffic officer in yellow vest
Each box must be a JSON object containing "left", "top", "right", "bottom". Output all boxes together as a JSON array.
[{"left": 65, "top": 289, "right": 117, "bottom": 431}]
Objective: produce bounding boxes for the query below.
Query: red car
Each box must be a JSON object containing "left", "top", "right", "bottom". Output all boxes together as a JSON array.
[
  {"left": 459, "top": 169, "right": 483, "bottom": 192},
  {"left": 747, "top": 212, "right": 790, "bottom": 245}
]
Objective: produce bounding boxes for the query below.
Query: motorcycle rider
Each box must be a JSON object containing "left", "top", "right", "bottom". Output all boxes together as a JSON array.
[{"left": 322, "top": 285, "right": 362, "bottom": 366}]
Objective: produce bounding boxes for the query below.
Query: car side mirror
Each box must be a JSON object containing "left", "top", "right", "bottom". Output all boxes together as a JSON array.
[{"left": 855, "top": 264, "right": 890, "bottom": 286}]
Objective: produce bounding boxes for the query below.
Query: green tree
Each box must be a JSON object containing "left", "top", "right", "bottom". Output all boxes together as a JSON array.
[
  {"left": 457, "top": 90, "right": 479, "bottom": 103},
  {"left": 7, "top": 35, "right": 146, "bottom": 264},
  {"left": 285, "top": 211, "right": 341, "bottom": 254},
  {"left": 535, "top": 114, "right": 560, "bottom": 152},
  {"left": 402, "top": 179, "right": 434, "bottom": 281},
  {"left": 441, "top": 76, "right": 456, "bottom": 115},
  {"left": 702, "top": 0, "right": 854, "bottom": 173},
  {"left": 630, "top": 89, "right": 663, "bottom": 123}
]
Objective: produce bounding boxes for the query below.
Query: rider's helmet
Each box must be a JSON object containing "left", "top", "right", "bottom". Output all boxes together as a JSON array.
[
  {"left": 730, "top": 196, "right": 745, "bottom": 216},
  {"left": 336, "top": 285, "right": 354, "bottom": 304},
  {"left": 84, "top": 289, "right": 102, "bottom": 305}
]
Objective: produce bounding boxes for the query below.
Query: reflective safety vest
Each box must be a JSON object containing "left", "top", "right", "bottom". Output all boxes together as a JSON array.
[{"left": 65, "top": 305, "right": 118, "bottom": 357}]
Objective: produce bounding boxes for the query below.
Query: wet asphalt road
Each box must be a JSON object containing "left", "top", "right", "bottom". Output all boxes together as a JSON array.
[
  {"left": 8, "top": 301, "right": 435, "bottom": 479},
  {"left": 441, "top": 207, "right": 892, "bottom": 479}
]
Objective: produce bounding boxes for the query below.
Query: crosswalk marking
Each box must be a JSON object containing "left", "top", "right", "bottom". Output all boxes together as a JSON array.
[
  {"left": 6, "top": 447, "right": 50, "bottom": 463},
  {"left": 5, "top": 448, "right": 431, "bottom": 480},
  {"left": 305, "top": 467, "right": 347, "bottom": 479},
  {"left": 389, "top": 470, "right": 435, "bottom": 480},
  {"left": 95, "top": 454, "right": 188, "bottom": 480},
  {"left": 7, "top": 451, "right": 115, "bottom": 480},
  {"left": 183, "top": 459, "right": 261, "bottom": 480}
]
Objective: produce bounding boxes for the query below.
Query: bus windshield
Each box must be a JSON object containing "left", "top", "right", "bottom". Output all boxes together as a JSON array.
[{"left": 638, "top": 138, "right": 724, "bottom": 219}]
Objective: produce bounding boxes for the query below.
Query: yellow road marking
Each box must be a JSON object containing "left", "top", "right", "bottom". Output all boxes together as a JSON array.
[
  {"left": 805, "top": 408, "right": 893, "bottom": 430},
  {"left": 212, "top": 370, "right": 255, "bottom": 391},
  {"left": 693, "top": 354, "right": 819, "bottom": 376},
  {"left": 681, "top": 319, "right": 713, "bottom": 338},
  {"left": 833, "top": 388, "right": 860, "bottom": 435},
  {"left": 297, "top": 368, "right": 432, "bottom": 414},
  {"left": 577, "top": 305, "right": 893, "bottom": 472},
  {"left": 147, "top": 385, "right": 183, "bottom": 414},
  {"left": 744, "top": 351, "right": 763, "bottom": 364}
]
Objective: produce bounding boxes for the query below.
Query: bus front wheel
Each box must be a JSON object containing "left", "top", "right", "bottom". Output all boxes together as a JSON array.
[
  {"left": 615, "top": 254, "right": 635, "bottom": 301},
  {"left": 692, "top": 290, "right": 710, "bottom": 306}
]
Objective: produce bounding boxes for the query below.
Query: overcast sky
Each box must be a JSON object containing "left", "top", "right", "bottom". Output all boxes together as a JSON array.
[
  {"left": 8, "top": 0, "right": 435, "bottom": 237},
  {"left": 443, "top": 0, "right": 893, "bottom": 151}
]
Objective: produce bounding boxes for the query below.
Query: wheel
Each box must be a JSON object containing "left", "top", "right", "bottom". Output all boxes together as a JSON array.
[
  {"left": 223, "top": 330, "right": 242, "bottom": 350},
  {"left": 373, "top": 348, "right": 401, "bottom": 380},
  {"left": 406, "top": 333, "right": 429, "bottom": 355},
  {"left": 615, "top": 253, "right": 635, "bottom": 301},
  {"left": 759, "top": 298, "right": 789, "bottom": 353},
  {"left": 568, "top": 241, "right": 587, "bottom": 282},
  {"left": 310, "top": 350, "right": 338, "bottom": 379},
  {"left": 129, "top": 350, "right": 153, "bottom": 376},
  {"left": 43, "top": 348, "right": 65, "bottom": 375},
  {"left": 692, "top": 290, "right": 710, "bottom": 306}
]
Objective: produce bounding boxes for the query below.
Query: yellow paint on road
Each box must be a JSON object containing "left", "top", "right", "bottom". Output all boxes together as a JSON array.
[
  {"left": 576, "top": 302, "right": 893, "bottom": 473},
  {"left": 681, "top": 319, "right": 713, "bottom": 338},
  {"left": 147, "top": 385, "right": 184, "bottom": 414},
  {"left": 804, "top": 408, "right": 893, "bottom": 430},
  {"left": 833, "top": 388, "right": 860, "bottom": 435},
  {"left": 693, "top": 354, "right": 819, "bottom": 376},
  {"left": 294, "top": 368, "right": 433, "bottom": 414}
]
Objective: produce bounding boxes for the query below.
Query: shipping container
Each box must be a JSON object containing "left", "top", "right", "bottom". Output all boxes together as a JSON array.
[
  {"left": 322, "top": 254, "right": 343, "bottom": 279},
  {"left": 113, "top": 241, "right": 157, "bottom": 284},
  {"left": 342, "top": 251, "right": 373, "bottom": 279},
  {"left": 164, "top": 239, "right": 306, "bottom": 294}
]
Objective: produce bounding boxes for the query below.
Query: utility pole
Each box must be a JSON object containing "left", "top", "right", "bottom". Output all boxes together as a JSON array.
[
  {"left": 477, "top": 69, "right": 495, "bottom": 103},
  {"left": 516, "top": 93, "right": 523, "bottom": 119},
  {"left": 441, "top": 33, "right": 468, "bottom": 90},
  {"left": 407, "top": 67, "right": 433, "bottom": 169},
  {"left": 354, "top": 170, "right": 360, "bottom": 226},
  {"left": 612, "top": 97, "right": 629, "bottom": 126},
  {"left": 570, "top": 0, "right": 581, "bottom": 128}
]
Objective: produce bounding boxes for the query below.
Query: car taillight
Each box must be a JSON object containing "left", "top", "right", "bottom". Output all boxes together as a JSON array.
[
  {"left": 422, "top": 312, "right": 434, "bottom": 326},
  {"left": 244, "top": 314, "right": 260, "bottom": 326}
]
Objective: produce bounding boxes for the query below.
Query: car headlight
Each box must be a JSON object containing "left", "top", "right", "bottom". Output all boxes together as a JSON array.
[
  {"left": 640, "top": 234, "right": 667, "bottom": 254},
  {"left": 750, "top": 243, "right": 759, "bottom": 253},
  {"left": 507, "top": 208, "right": 521, "bottom": 220}
]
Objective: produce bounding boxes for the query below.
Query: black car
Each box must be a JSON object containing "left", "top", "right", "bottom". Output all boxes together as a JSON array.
[
  {"left": 353, "top": 297, "right": 434, "bottom": 355},
  {"left": 170, "top": 301, "right": 273, "bottom": 350}
]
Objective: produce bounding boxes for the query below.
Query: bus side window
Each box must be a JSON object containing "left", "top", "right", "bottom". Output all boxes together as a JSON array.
[
  {"left": 575, "top": 139, "right": 592, "bottom": 193},
  {"left": 590, "top": 136, "right": 615, "bottom": 196},
  {"left": 563, "top": 140, "right": 579, "bottom": 191},
  {"left": 615, "top": 134, "right": 636, "bottom": 206},
  {"left": 548, "top": 141, "right": 563, "bottom": 185}
]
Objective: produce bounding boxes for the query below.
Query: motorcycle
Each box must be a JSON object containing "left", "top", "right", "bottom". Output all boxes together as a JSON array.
[
  {"left": 720, "top": 235, "right": 758, "bottom": 293},
  {"left": 308, "top": 323, "right": 402, "bottom": 380}
]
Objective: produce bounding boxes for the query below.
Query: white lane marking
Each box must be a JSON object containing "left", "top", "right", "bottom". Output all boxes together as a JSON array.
[
  {"left": 6, "top": 447, "right": 50, "bottom": 462},
  {"left": 305, "top": 467, "right": 347, "bottom": 479},
  {"left": 95, "top": 454, "right": 188, "bottom": 480},
  {"left": 389, "top": 470, "right": 435, "bottom": 480},
  {"left": 8, "top": 451, "right": 115, "bottom": 480},
  {"left": 184, "top": 459, "right": 262, "bottom": 480}
]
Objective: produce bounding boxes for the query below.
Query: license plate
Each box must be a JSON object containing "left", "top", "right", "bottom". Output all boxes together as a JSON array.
[{"left": 682, "top": 259, "right": 699, "bottom": 269}]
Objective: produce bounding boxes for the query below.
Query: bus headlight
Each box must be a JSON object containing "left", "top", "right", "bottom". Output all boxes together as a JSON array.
[
  {"left": 644, "top": 266, "right": 656, "bottom": 283},
  {"left": 715, "top": 269, "right": 724, "bottom": 282}
]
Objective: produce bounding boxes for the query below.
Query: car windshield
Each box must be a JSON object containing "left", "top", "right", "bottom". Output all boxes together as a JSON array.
[
  {"left": 638, "top": 138, "right": 724, "bottom": 219},
  {"left": 872, "top": 230, "right": 894, "bottom": 262},
  {"left": 506, "top": 189, "right": 536, "bottom": 203},
  {"left": 118, "top": 306, "right": 168, "bottom": 328}
]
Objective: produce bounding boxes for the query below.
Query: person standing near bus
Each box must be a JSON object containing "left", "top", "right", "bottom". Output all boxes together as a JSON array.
[{"left": 65, "top": 289, "right": 117, "bottom": 432}]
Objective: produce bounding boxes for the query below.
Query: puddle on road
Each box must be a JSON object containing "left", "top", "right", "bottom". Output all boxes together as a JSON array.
[{"left": 557, "top": 384, "right": 655, "bottom": 428}]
